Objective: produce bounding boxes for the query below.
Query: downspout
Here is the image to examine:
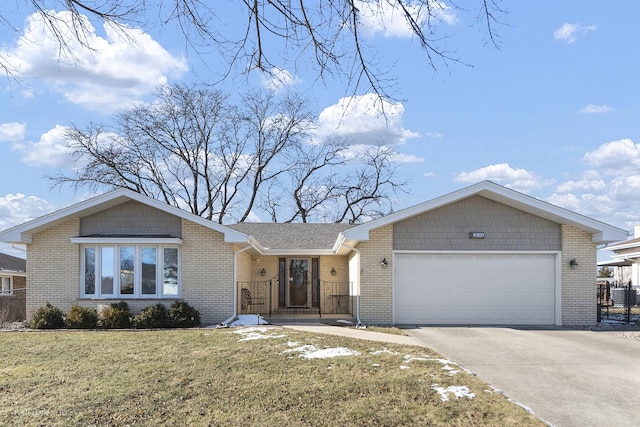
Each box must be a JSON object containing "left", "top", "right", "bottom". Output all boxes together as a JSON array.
[
  {"left": 339, "top": 241, "right": 363, "bottom": 328},
  {"left": 220, "top": 243, "right": 254, "bottom": 327}
]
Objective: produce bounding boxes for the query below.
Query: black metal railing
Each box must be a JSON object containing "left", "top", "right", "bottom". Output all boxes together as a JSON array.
[
  {"left": 236, "top": 278, "right": 352, "bottom": 318},
  {"left": 319, "top": 280, "right": 351, "bottom": 316},
  {"left": 238, "top": 280, "right": 272, "bottom": 317},
  {"left": 598, "top": 281, "right": 638, "bottom": 324}
]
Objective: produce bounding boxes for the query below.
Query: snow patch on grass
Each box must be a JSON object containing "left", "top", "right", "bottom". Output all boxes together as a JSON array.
[
  {"left": 431, "top": 385, "right": 476, "bottom": 402},
  {"left": 232, "top": 327, "right": 286, "bottom": 341},
  {"left": 282, "top": 343, "right": 361, "bottom": 359}
]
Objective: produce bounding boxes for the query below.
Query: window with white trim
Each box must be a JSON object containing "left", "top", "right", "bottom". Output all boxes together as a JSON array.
[
  {"left": 81, "top": 244, "right": 180, "bottom": 298},
  {"left": 1, "top": 276, "right": 12, "bottom": 295}
]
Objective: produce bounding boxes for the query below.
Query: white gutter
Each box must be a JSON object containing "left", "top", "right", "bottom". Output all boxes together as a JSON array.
[
  {"left": 337, "top": 240, "right": 363, "bottom": 328},
  {"left": 220, "top": 242, "right": 255, "bottom": 326}
]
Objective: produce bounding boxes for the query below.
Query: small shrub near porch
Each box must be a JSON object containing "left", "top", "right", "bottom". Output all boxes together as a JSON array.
[
  {"left": 66, "top": 305, "right": 99, "bottom": 329},
  {"left": 99, "top": 302, "right": 132, "bottom": 329},
  {"left": 30, "top": 302, "right": 65, "bottom": 329}
]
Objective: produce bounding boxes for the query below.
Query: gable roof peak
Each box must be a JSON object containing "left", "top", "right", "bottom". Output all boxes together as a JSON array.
[{"left": 343, "top": 181, "right": 627, "bottom": 245}]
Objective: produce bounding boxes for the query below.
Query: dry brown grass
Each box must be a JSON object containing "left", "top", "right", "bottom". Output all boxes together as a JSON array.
[{"left": 0, "top": 328, "right": 544, "bottom": 426}]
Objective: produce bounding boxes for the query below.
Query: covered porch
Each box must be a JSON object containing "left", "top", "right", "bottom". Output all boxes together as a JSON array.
[
  {"left": 229, "top": 222, "right": 359, "bottom": 322},
  {"left": 236, "top": 257, "right": 355, "bottom": 320}
]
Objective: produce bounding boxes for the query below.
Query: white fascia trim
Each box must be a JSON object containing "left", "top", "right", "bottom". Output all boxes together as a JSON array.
[
  {"left": 332, "top": 233, "right": 345, "bottom": 253},
  {"left": 259, "top": 249, "right": 336, "bottom": 256},
  {"left": 70, "top": 237, "right": 183, "bottom": 245},
  {"left": 612, "top": 252, "right": 640, "bottom": 260},
  {"left": 0, "top": 188, "right": 251, "bottom": 245},
  {"left": 343, "top": 181, "right": 628, "bottom": 244},
  {"left": 0, "top": 271, "right": 27, "bottom": 277},
  {"left": 606, "top": 241, "right": 640, "bottom": 251}
]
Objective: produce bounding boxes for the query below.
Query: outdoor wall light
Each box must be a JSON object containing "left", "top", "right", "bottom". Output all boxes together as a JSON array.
[
  {"left": 569, "top": 259, "right": 578, "bottom": 270},
  {"left": 380, "top": 258, "right": 388, "bottom": 269},
  {"left": 331, "top": 267, "right": 337, "bottom": 276},
  {"left": 260, "top": 268, "right": 267, "bottom": 276}
]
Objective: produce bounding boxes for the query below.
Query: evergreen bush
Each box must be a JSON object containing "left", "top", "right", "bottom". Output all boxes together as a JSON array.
[
  {"left": 66, "top": 305, "right": 98, "bottom": 329},
  {"left": 100, "top": 302, "right": 132, "bottom": 329},
  {"left": 134, "top": 303, "right": 169, "bottom": 329},
  {"left": 30, "top": 303, "right": 65, "bottom": 329},
  {"left": 168, "top": 301, "right": 201, "bottom": 328}
]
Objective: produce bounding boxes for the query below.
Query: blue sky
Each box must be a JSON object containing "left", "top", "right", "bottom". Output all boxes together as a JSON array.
[{"left": 1, "top": 1, "right": 639, "bottom": 258}]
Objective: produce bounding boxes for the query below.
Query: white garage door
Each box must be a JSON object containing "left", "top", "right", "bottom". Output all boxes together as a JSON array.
[{"left": 394, "top": 253, "right": 556, "bottom": 325}]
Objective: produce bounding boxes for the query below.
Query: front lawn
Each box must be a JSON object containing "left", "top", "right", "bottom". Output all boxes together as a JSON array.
[{"left": 0, "top": 327, "right": 543, "bottom": 426}]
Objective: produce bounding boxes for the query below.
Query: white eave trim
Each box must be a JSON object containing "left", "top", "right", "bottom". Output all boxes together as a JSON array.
[
  {"left": 0, "top": 188, "right": 251, "bottom": 245},
  {"left": 257, "top": 249, "right": 336, "bottom": 256},
  {"left": 70, "top": 237, "right": 183, "bottom": 245},
  {"left": 343, "top": 181, "right": 628, "bottom": 244}
]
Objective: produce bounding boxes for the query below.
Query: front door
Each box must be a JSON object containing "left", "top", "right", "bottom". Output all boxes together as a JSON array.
[{"left": 288, "top": 259, "right": 309, "bottom": 307}]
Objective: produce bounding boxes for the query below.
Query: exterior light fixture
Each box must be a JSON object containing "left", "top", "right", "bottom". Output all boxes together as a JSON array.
[
  {"left": 331, "top": 267, "right": 337, "bottom": 276},
  {"left": 569, "top": 259, "right": 578, "bottom": 270},
  {"left": 380, "top": 258, "right": 388, "bottom": 269},
  {"left": 260, "top": 268, "right": 267, "bottom": 276}
]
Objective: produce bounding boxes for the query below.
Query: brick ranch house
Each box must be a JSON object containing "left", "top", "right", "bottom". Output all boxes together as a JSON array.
[{"left": 0, "top": 181, "right": 628, "bottom": 326}]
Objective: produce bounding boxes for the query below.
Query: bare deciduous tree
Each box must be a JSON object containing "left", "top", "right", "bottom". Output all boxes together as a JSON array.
[
  {"left": 51, "top": 83, "right": 405, "bottom": 223},
  {"left": 8, "top": 1, "right": 506, "bottom": 98}
]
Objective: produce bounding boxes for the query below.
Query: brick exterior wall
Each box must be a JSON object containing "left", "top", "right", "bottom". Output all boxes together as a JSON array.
[
  {"left": 26, "top": 219, "right": 81, "bottom": 320},
  {"left": 561, "top": 224, "right": 597, "bottom": 326},
  {"left": 181, "top": 219, "right": 235, "bottom": 325},
  {"left": 24, "top": 217, "right": 237, "bottom": 325},
  {"left": 357, "top": 225, "right": 393, "bottom": 325}
]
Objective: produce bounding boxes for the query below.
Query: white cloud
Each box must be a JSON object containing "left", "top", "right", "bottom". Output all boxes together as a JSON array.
[
  {"left": 580, "top": 104, "right": 612, "bottom": 114},
  {"left": 553, "top": 23, "right": 596, "bottom": 44},
  {"left": 550, "top": 138, "right": 640, "bottom": 230},
  {"left": 2, "top": 11, "right": 188, "bottom": 112},
  {"left": 0, "top": 193, "right": 55, "bottom": 232},
  {"left": 425, "top": 132, "right": 443, "bottom": 139},
  {"left": 355, "top": 0, "right": 456, "bottom": 38},
  {"left": 0, "top": 122, "right": 26, "bottom": 142},
  {"left": 391, "top": 152, "right": 424, "bottom": 163},
  {"left": 583, "top": 138, "right": 640, "bottom": 175},
  {"left": 555, "top": 170, "right": 606, "bottom": 193},
  {"left": 455, "top": 163, "right": 552, "bottom": 193},
  {"left": 316, "top": 93, "right": 420, "bottom": 146},
  {"left": 261, "top": 67, "right": 300, "bottom": 92},
  {"left": 12, "top": 125, "right": 73, "bottom": 167}
]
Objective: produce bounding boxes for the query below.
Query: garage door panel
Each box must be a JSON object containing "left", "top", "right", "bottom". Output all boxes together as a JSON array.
[{"left": 394, "top": 253, "right": 556, "bottom": 325}]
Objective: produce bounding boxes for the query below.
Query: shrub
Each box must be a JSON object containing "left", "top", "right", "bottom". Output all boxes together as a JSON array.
[
  {"left": 100, "top": 302, "right": 132, "bottom": 329},
  {"left": 66, "top": 305, "right": 98, "bottom": 329},
  {"left": 30, "top": 303, "right": 65, "bottom": 329},
  {"left": 134, "top": 303, "right": 169, "bottom": 329},
  {"left": 168, "top": 301, "right": 201, "bottom": 328}
]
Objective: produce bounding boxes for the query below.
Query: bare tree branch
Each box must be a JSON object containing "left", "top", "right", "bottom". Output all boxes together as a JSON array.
[
  {"left": 50, "top": 83, "right": 408, "bottom": 223},
  {"left": 7, "top": 1, "right": 506, "bottom": 99}
]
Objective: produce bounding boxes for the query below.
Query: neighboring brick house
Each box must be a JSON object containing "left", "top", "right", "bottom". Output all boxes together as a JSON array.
[
  {"left": 0, "top": 181, "right": 627, "bottom": 326},
  {"left": 0, "top": 252, "right": 27, "bottom": 321}
]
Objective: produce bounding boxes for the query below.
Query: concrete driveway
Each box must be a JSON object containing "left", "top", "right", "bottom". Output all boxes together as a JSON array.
[{"left": 407, "top": 327, "right": 640, "bottom": 427}]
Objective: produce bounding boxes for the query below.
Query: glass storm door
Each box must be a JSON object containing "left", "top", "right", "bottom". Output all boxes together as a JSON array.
[{"left": 288, "top": 259, "right": 309, "bottom": 307}]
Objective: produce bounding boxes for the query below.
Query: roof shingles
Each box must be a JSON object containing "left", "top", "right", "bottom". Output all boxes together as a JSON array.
[
  {"left": 0, "top": 253, "right": 26, "bottom": 273},
  {"left": 228, "top": 223, "right": 354, "bottom": 250}
]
